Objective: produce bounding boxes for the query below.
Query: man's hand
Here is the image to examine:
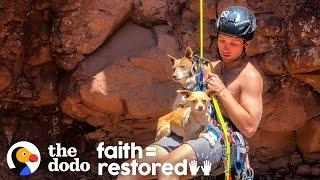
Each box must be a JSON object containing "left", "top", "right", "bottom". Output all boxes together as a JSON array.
[{"left": 206, "top": 72, "right": 226, "bottom": 96}]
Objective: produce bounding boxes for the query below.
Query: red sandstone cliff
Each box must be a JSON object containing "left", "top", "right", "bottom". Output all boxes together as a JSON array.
[{"left": 0, "top": 0, "right": 319, "bottom": 179}]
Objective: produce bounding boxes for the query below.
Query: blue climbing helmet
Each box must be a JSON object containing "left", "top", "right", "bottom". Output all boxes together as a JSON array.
[{"left": 216, "top": 6, "right": 256, "bottom": 41}]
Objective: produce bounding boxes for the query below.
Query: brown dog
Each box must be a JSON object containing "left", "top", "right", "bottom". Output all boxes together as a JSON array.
[
  {"left": 167, "top": 47, "right": 198, "bottom": 109},
  {"left": 155, "top": 90, "right": 211, "bottom": 142}
]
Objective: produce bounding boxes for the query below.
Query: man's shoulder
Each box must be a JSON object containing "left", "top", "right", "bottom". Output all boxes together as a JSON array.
[
  {"left": 239, "top": 61, "right": 263, "bottom": 91},
  {"left": 241, "top": 61, "right": 263, "bottom": 80}
]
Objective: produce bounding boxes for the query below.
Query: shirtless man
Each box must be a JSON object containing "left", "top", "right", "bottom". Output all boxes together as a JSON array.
[{"left": 117, "top": 6, "right": 263, "bottom": 179}]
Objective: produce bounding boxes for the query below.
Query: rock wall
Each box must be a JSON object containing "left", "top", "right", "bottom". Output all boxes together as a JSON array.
[{"left": 0, "top": 0, "right": 319, "bottom": 179}]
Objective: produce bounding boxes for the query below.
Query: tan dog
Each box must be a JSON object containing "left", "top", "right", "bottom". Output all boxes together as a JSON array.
[
  {"left": 155, "top": 90, "right": 211, "bottom": 142},
  {"left": 167, "top": 47, "right": 198, "bottom": 109}
]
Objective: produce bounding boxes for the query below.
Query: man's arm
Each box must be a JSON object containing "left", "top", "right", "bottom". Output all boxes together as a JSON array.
[{"left": 216, "top": 72, "right": 263, "bottom": 138}]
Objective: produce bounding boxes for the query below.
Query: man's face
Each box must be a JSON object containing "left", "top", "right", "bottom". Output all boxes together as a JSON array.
[{"left": 217, "top": 34, "right": 245, "bottom": 62}]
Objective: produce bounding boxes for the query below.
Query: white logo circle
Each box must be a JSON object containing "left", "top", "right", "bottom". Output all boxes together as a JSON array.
[{"left": 7, "top": 141, "right": 41, "bottom": 176}]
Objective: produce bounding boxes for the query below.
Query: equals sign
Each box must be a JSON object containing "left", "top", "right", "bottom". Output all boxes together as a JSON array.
[{"left": 145, "top": 147, "right": 157, "bottom": 157}]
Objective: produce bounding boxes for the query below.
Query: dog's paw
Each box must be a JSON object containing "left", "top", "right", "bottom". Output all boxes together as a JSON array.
[
  {"left": 155, "top": 129, "right": 170, "bottom": 142},
  {"left": 154, "top": 137, "right": 160, "bottom": 142},
  {"left": 154, "top": 135, "right": 163, "bottom": 142}
]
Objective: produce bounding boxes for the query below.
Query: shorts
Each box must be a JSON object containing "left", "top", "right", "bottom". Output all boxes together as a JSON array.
[{"left": 153, "top": 125, "right": 224, "bottom": 172}]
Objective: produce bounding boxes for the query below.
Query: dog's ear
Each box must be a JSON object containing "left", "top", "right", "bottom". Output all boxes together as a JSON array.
[
  {"left": 185, "top": 46, "right": 193, "bottom": 59},
  {"left": 176, "top": 90, "right": 191, "bottom": 98},
  {"left": 167, "top": 54, "right": 176, "bottom": 65}
]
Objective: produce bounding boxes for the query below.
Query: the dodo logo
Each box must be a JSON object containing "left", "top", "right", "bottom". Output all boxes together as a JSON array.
[{"left": 7, "top": 141, "right": 41, "bottom": 176}]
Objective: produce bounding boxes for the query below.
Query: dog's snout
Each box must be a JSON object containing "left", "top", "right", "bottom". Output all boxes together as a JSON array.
[{"left": 197, "top": 106, "right": 203, "bottom": 111}]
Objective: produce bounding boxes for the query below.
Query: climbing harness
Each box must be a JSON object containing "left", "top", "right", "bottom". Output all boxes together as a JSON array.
[{"left": 230, "top": 132, "right": 255, "bottom": 180}]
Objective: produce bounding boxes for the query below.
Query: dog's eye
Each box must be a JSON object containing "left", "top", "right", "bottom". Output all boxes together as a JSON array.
[
  {"left": 173, "top": 68, "right": 176, "bottom": 71},
  {"left": 192, "top": 100, "right": 197, "bottom": 103},
  {"left": 201, "top": 100, "right": 206, "bottom": 104},
  {"left": 180, "top": 65, "right": 186, "bottom": 68}
]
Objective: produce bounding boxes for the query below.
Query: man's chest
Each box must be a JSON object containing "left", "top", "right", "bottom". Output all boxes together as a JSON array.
[
  {"left": 216, "top": 74, "right": 241, "bottom": 117},
  {"left": 220, "top": 73, "right": 241, "bottom": 101}
]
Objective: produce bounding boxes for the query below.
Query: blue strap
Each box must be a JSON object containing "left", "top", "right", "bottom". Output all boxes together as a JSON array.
[
  {"left": 231, "top": 133, "right": 247, "bottom": 175},
  {"left": 196, "top": 58, "right": 206, "bottom": 91},
  {"left": 199, "top": 68, "right": 206, "bottom": 91},
  {"left": 196, "top": 63, "right": 201, "bottom": 91},
  {"left": 207, "top": 124, "right": 221, "bottom": 139},
  {"left": 210, "top": 104, "right": 217, "bottom": 120},
  {"left": 196, "top": 78, "right": 201, "bottom": 91}
]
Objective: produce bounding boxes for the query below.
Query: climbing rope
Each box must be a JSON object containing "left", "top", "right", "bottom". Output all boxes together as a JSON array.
[{"left": 199, "top": 1, "right": 231, "bottom": 180}]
